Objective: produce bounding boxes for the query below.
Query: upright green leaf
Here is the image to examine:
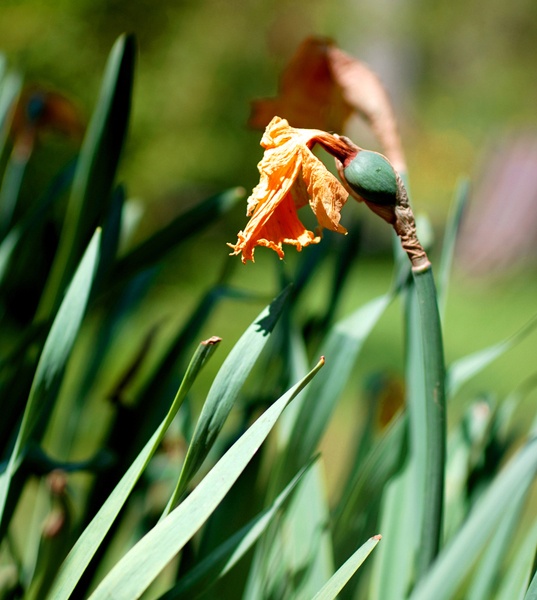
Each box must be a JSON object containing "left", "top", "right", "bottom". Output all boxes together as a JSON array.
[
  {"left": 162, "top": 459, "right": 317, "bottom": 600},
  {"left": 165, "top": 287, "right": 291, "bottom": 512},
  {"left": 284, "top": 293, "right": 393, "bottom": 474},
  {"left": 47, "top": 337, "right": 221, "bottom": 600},
  {"left": 0, "top": 69, "right": 22, "bottom": 160},
  {"left": 447, "top": 315, "right": 537, "bottom": 398},
  {"left": 437, "top": 178, "right": 469, "bottom": 318},
  {"left": 111, "top": 187, "right": 244, "bottom": 284},
  {"left": 494, "top": 520, "right": 537, "bottom": 600},
  {"left": 467, "top": 484, "right": 529, "bottom": 600},
  {"left": 312, "top": 535, "right": 381, "bottom": 600},
  {"left": 38, "top": 34, "right": 135, "bottom": 319},
  {"left": 244, "top": 461, "right": 334, "bottom": 600},
  {"left": 369, "top": 467, "right": 415, "bottom": 600},
  {"left": 525, "top": 564, "right": 537, "bottom": 600},
  {"left": 88, "top": 358, "right": 324, "bottom": 600},
  {"left": 0, "top": 229, "right": 101, "bottom": 531},
  {"left": 410, "top": 435, "right": 537, "bottom": 600},
  {"left": 412, "top": 266, "right": 446, "bottom": 578}
]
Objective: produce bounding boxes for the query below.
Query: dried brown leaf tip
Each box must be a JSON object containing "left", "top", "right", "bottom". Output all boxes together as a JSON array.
[
  {"left": 249, "top": 36, "right": 406, "bottom": 173},
  {"left": 228, "top": 116, "right": 358, "bottom": 263}
]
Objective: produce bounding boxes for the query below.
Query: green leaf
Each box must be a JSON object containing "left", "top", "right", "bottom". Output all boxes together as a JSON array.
[
  {"left": 0, "top": 159, "right": 76, "bottom": 286},
  {"left": 0, "top": 229, "right": 101, "bottom": 531},
  {"left": 87, "top": 358, "right": 325, "bottom": 600},
  {"left": 111, "top": 187, "right": 244, "bottom": 284},
  {"left": 311, "top": 535, "right": 381, "bottom": 600},
  {"left": 244, "top": 461, "right": 334, "bottom": 600},
  {"left": 368, "top": 467, "right": 415, "bottom": 600},
  {"left": 160, "top": 459, "right": 317, "bottom": 599},
  {"left": 47, "top": 337, "right": 221, "bottom": 600},
  {"left": 333, "top": 413, "right": 407, "bottom": 543},
  {"left": 411, "top": 266, "right": 447, "bottom": 577},
  {"left": 495, "top": 520, "right": 537, "bottom": 600},
  {"left": 284, "top": 293, "right": 392, "bottom": 473},
  {"left": 409, "top": 434, "right": 537, "bottom": 600},
  {"left": 447, "top": 315, "right": 537, "bottom": 398},
  {"left": 38, "top": 34, "right": 136, "bottom": 320},
  {"left": 466, "top": 482, "right": 527, "bottom": 600},
  {"left": 0, "top": 69, "right": 22, "bottom": 161},
  {"left": 524, "top": 562, "right": 537, "bottom": 600},
  {"left": 164, "top": 286, "right": 291, "bottom": 512},
  {"left": 437, "top": 178, "right": 469, "bottom": 318}
]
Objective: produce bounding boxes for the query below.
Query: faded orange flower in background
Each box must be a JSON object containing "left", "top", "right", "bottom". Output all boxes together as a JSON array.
[{"left": 228, "top": 116, "right": 358, "bottom": 263}]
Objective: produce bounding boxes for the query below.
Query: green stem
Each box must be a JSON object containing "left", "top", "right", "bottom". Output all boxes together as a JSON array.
[{"left": 412, "top": 264, "right": 446, "bottom": 578}]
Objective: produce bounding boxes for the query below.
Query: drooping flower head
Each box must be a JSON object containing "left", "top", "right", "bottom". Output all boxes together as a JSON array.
[
  {"left": 229, "top": 116, "right": 429, "bottom": 270},
  {"left": 228, "top": 116, "right": 359, "bottom": 263}
]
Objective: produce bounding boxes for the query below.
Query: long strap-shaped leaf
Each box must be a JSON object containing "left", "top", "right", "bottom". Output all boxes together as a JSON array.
[
  {"left": 0, "top": 229, "right": 101, "bottom": 532},
  {"left": 284, "top": 292, "right": 392, "bottom": 475},
  {"left": 447, "top": 314, "right": 537, "bottom": 398},
  {"left": 410, "top": 434, "right": 537, "bottom": 600},
  {"left": 524, "top": 564, "right": 537, "bottom": 600},
  {"left": 46, "top": 337, "right": 221, "bottom": 600},
  {"left": 164, "top": 286, "right": 290, "bottom": 512},
  {"left": 311, "top": 535, "right": 381, "bottom": 600},
  {"left": 88, "top": 358, "right": 324, "bottom": 600},
  {"left": 161, "top": 458, "right": 318, "bottom": 600},
  {"left": 38, "top": 34, "right": 135, "bottom": 320}
]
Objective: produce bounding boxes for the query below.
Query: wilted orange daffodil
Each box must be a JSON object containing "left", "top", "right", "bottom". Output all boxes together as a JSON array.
[
  {"left": 229, "top": 115, "right": 430, "bottom": 270},
  {"left": 228, "top": 116, "right": 359, "bottom": 263}
]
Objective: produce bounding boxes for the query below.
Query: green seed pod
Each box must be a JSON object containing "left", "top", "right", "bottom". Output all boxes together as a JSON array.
[{"left": 343, "top": 150, "right": 398, "bottom": 206}]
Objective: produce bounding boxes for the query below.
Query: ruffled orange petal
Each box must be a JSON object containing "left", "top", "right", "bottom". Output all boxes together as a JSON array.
[
  {"left": 233, "top": 190, "right": 319, "bottom": 262},
  {"left": 229, "top": 117, "right": 354, "bottom": 262},
  {"left": 301, "top": 150, "right": 348, "bottom": 233}
]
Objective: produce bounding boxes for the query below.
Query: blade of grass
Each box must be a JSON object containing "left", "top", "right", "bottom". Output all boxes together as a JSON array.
[
  {"left": 161, "top": 458, "right": 317, "bottom": 600},
  {"left": 37, "top": 34, "right": 135, "bottom": 320},
  {"left": 163, "top": 286, "right": 291, "bottom": 514},
  {"left": 47, "top": 337, "right": 221, "bottom": 600},
  {"left": 0, "top": 229, "right": 101, "bottom": 533},
  {"left": 88, "top": 358, "right": 325, "bottom": 600},
  {"left": 311, "top": 535, "right": 381, "bottom": 600},
  {"left": 409, "top": 434, "right": 537, "bottom": 600}
]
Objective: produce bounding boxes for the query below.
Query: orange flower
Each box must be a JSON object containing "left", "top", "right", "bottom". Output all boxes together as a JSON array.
[{"left": 228, "top": 116, "right": 358, "bottom": 263}]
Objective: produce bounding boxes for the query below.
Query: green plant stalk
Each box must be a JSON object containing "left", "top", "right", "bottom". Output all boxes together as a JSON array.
[
  {"left": 47, "top": 337, "right": 221, "bottom": 600},
  {"left": 412, "top": 264, "right": 446, "bottom": 578}
]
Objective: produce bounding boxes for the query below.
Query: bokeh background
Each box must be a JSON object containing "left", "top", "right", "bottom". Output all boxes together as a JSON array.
[{"left": 2, "top": 0, "right": 537, "bottom": 433}]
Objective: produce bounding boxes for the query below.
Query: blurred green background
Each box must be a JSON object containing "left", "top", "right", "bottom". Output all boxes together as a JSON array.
[{"left": 2, "top": 0, "right": 537, "bottom": 434}]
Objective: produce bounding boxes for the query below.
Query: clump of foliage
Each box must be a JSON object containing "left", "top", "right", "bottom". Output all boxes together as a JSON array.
[{"left": 0, "top": 34, "right": 536, "bottom": 600}]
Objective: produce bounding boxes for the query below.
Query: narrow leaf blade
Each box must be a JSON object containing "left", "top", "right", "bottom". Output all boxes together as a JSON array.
[
  {"left": 88, "top": 358, "right": 324, "bottom": 600},
  {"left": 312, "top": 535, "right": 381, "bottom": 600}
]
